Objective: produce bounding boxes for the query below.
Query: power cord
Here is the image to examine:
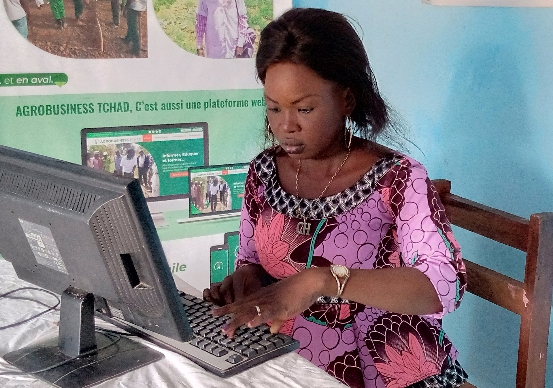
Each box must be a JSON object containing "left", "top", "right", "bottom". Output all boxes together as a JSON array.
[{"left": 0, "top": 287, "right": 60, "bottom": 330}]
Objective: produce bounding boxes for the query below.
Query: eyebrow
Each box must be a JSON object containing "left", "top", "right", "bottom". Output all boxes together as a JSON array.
[{"left": 264, "top": 93, "right": 318, "bottom": 105}]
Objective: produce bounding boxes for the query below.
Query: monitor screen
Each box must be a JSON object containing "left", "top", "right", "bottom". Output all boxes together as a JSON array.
[
  {"left": 81, "top": 123, "right": 209, "bottom": 202},
  {"left": 0, "top": 145, "right": 192, "bottom": 385},
  {"left": 188, "top": 163, "right": 249, "bottom": 219}
]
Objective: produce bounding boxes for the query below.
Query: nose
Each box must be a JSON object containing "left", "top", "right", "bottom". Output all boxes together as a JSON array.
[{"left": 279, "top": 110, "right": 298, "bottom": 134}]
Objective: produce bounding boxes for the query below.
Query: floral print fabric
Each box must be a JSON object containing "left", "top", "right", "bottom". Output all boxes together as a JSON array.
[{"left": 236, "top": 147, "right": 467, "bottom": 388}]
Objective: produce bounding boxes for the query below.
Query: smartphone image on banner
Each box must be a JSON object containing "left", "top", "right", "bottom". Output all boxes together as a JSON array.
[
  {"left": 210, "top": 244, "right": 229, "bottom": 284},
  {"left": 224, "top": 231, "right": 239, "bottom": 275}
]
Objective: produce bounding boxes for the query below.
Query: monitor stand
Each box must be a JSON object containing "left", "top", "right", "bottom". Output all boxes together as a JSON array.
[{"left": 3, "top": 287, "right": 163, "bottom": 388}]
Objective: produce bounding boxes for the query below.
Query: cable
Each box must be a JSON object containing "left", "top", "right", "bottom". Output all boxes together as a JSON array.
[{"left": 0, "top": 287, "right": 60, "bottom": 330}]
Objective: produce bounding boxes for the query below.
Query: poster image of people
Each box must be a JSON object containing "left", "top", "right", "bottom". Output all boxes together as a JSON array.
[
  {"left": 190, "top": 175, "right": 231, "bottom": 213},
  {"left": 86, "top": 143, "right": 159, "bottom": 198},
  {"left": 6, "top": 0, "right": 148, "bottom": 58},
  {"left": 154, "top": 0, "right": 273, "bottom": 58}
]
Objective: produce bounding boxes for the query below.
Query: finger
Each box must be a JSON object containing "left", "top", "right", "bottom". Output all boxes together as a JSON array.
[
  {"left": 269, "top": 318, "right": 285, "bottom": 334},
  {"left": 211, "top": 302, "right": 233, "bottom": 317},
  {"left": 221, "top": 307, "right": 258, "bottom": 337},
  {"left": 202, "top": 287, "right": 214, "bottom": 303},
  {"left": 219, "top": 276, "right": 235, "bottom": 305},
  {"left": 244, "top": 304, "right": 268, "bottom": 328},
  {"left": 206, "top": 282, "right": 223, "bottom": 306}
]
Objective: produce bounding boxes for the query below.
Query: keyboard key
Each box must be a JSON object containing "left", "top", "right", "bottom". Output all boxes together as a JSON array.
[
  {"left": 199, "top": 329, "right": 211, "bottom": 337},
  {"left": 219, "top": 337, "right": 233, "bottom": 346},
  {"left": 259, "top": 340, "right": 275, "bottom": 351},
  {"left": 241, "top": 348, "right": 257, "bottom": 357},
  {"left": 209, "top": 332, "right": 223, "bottom": 340},
  {"left": 240, "top": 340, "right": 253, "bottom": 347},
  {"left": 211, "top": 347, "right": 228, "bottom": 357},
  {"left": 276, "top": 334, "right": 295, "bottom": 344},
  {"left": 205, "top": 342, "right": 218, "bottom": 353},
  {"left": 250, "top": 343, "right": 265, "bottom": 353},
  {"left": 268, "top": 337, "right": 284, "bottom": 346},
  {"left": 189, "top": 338, "right": 203, "bottom": 347},
  {"left": 226, "top": 354, "right": 244, "bottom": 364},
  {"left": 227, "top": 341, "right": 242, "bottom": 351}
]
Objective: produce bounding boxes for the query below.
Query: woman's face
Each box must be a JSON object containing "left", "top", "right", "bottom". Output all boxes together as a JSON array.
[{"left": 264, "top": 62, "right": 353, "bottom": 160}]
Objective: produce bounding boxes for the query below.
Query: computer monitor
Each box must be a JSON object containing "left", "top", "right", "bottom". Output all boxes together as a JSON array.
[
  {"left": 187, "top": 163, "right": 249, "bottom": 221},
  {"left": 81, "top": 123, "right": 209, "bottom": 226},
  {"left": 0, "top": 145, "right": 193, "bottom": 387}
]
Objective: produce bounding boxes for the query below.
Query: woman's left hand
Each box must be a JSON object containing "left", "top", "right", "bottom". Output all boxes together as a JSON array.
[{"left": 211, "top": 268, "right": 325, "bottom": 337}]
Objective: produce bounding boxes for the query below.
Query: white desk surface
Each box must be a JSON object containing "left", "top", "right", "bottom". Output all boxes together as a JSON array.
[{"left": 0, "top": 259, "right": 346, "bottom": 388}]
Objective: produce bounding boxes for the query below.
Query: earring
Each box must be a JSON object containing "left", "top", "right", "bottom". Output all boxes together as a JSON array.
[
  {"left": 345, "top": 116, "right": 353, "bottom": 150},
  {"left": 266, "top": 118, "right": 276, "bottom": 145}
]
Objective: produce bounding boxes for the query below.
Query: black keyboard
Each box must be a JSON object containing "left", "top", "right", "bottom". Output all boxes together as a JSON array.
[{"left": 178, "top": 292, "right": 300, "bottom": 376}]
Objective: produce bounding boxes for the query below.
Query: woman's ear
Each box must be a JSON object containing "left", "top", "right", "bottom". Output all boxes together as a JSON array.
[{"left": 343, "top": 88, "right": 356, "bottom": 116}]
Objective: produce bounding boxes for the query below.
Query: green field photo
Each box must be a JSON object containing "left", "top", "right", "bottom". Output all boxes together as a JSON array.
[{"left": 154, "top": 0, "right": 273, "bottom": 56}]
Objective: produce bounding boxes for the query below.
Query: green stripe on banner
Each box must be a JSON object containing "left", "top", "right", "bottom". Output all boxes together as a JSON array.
[{"left": 0, "top": 74, "right": 68, "bottom": 87}]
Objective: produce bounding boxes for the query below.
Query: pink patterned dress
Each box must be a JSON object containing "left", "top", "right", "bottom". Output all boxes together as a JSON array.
[{"left": 236, "top": 147, "right": 468, "bottom": 388}]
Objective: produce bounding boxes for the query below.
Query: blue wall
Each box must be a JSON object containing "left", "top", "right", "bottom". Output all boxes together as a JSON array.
[{"left": 294, "top": 1, "right": 553, "bottom": 387}]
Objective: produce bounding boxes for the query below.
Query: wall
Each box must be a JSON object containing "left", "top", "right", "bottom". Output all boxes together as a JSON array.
[{"left": 294, "top": 0, "right": 553, "bottom": 386}]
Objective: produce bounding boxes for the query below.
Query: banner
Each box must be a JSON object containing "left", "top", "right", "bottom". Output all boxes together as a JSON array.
[{"left": 0, "top": 0, "right": 291, "bottom": 291}]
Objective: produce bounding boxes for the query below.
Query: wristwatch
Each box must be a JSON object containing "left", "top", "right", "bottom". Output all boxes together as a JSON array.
[{"left": 330, "top": 264, "right": 350, "bottom": 298}]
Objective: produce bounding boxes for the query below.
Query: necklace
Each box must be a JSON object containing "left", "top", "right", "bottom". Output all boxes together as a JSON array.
[{"left": 294, "top": 150, "right": 351, "bottom": 235}]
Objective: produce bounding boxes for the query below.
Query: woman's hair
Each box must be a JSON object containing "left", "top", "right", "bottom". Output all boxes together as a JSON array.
[{"left": 256, "top": 8, "right": 389, "bottom": 143}]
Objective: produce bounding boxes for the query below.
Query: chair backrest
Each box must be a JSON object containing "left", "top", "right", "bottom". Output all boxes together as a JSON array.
[{"left": 432, "top": 179, "right": 553, "bottom": 388}]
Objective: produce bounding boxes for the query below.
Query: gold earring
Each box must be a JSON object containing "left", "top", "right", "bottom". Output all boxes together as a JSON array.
[
  {"left": 266, "top": 120, "right": 277, "bottom": 145},
  {"left": 345, "top": 117, "right": 353, "bottom": 150}
]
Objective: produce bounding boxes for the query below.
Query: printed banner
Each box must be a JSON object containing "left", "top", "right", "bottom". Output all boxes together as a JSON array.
[{"left": 0, "top": 0, "right": 292, "bottom": 290}]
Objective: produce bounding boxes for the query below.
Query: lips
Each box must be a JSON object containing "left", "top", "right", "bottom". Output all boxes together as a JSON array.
[{"left": 280, "top": 139, "right": 305, "bottom": 154}]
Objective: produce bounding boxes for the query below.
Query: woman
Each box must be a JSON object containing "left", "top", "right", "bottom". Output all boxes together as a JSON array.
[
  {"left": 195, "top": 0, "right": 249, "bottom": 58},
  {"left": 205, "top": 8, "right": 468, "bottom": 388}
]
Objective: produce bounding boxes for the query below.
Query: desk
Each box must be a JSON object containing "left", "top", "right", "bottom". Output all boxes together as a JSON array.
[{"left": 0, "top": 259, "right": 346, "bottom": 388}]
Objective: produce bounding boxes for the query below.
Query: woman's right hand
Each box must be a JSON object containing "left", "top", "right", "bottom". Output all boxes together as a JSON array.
[{"left": 203, "top": 264, "right": 275, "bottom": 306}]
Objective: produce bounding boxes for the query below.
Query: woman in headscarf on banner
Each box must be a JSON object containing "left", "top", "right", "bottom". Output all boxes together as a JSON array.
[{"left": 195, "top": 0, "right": 250, "bottom": 59}]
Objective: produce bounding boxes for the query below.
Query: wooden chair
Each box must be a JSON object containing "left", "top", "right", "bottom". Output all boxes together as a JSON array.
[{"left": 432, "top": 179, "right": 553, "bottom": 388}]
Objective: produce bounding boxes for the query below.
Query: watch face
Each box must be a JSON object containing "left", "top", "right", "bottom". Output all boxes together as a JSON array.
[{"left": 332, "top": 265, "right": 348, "bottom": 277}]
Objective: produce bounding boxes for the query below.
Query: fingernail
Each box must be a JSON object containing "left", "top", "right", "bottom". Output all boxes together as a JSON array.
[{"left": 221, "top": 323, "right": 230, "bottom": 332}]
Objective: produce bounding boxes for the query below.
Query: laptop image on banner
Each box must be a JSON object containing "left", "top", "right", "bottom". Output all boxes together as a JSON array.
[
  {"left": 177, "top": 162, "right": 249, "bottom": 224},
  {"left": 81, "top": 122, "right": 209, "bottom": 227}
]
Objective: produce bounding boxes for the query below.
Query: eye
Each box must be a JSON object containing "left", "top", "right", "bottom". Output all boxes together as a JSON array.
[
  {"left": 267, "top": 107, "right": 280, "bottom": 113},
  {"left": 298, "top": 108, "right": 313, "bottom": 114}
]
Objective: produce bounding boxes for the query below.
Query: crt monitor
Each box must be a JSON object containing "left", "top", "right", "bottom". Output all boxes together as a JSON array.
[{"left": 0, "top": 145, "right": 192, "bottom": 387}]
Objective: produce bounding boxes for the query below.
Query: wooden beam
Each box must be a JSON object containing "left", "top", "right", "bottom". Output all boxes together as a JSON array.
[{"left": 465, "top": 259, "right": 526, "bottom": 315}]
